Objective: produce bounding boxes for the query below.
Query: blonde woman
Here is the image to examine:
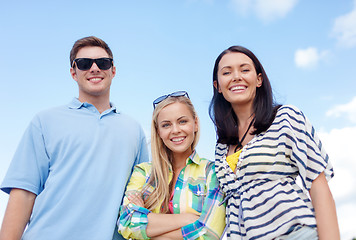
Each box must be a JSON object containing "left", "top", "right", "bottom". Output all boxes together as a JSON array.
[{"left": 118, "top": 91, "right": 226, "bottom": 240}]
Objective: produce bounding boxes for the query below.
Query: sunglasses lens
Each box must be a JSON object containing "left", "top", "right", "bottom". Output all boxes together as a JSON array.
[
  {"left": 75, "top": 58, "right": 94, "bottom": 70},
  {"left": 74, "top": 58, "right": 113, "bottom": 71},
  {"left": 95, "top": 58, "right": 113, "bottom": 70},
  {"left": 170, "top": 91, "right": 188, "bottom": 98},
  {"left": 153, "top": 95, "right": 167, "bottom": 106},
  {"left": 153, "top": 91, "right": 189, "bottom": 109}
]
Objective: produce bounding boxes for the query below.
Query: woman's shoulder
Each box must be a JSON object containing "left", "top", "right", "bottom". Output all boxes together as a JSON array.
[
  {"left": 134, "top": 162, "right": 153, "bottom": 174},
  {"left": 275, "top": 104, "right": 306, "bottom": 122},
  {"left": 276, "top": 104, "right": 303, "bottom": 115},
  {"left": 193, "top": 152, "right": 216, "bottom": 170},
  {"left": 269, "top": 105, "right": 315, "bottom": 137}
]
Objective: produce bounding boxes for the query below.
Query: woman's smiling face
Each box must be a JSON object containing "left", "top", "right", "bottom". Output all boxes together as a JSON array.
[
  {"left": 157, "top": 101, "right": 198, "bottom": 160},
  {"left": 215, "top": 52, "right": 262, "bottom": 109}
]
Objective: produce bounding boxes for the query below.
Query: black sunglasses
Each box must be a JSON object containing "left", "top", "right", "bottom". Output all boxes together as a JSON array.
[
  {"left": 72, "top": 58, "right": 113, "bottom": 71},
  {"left": 153, "top": 91, "right": 189, "bottom": 109}
]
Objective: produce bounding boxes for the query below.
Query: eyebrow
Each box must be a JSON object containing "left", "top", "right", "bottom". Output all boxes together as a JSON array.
[
  {"left": 220, "top": 63, "right": 251, "bottom": 71},
  {"left": 177, "top": 116, "right": 188, "bottom": 120},
  {"left": 159, "top": 120, "right": 171, "bottom": 124},
  {"left": 159, "top": 115, "right": 188, "bottom": 124}
]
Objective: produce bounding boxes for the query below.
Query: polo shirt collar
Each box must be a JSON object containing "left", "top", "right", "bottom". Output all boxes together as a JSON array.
[{"left": 67, "top": 98, "right": 119, "bottom": 114}]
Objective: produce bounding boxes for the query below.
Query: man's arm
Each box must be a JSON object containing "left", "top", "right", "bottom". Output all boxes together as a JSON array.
[{"left": 0, "top": 188, "right": 36, "bottom": 240}]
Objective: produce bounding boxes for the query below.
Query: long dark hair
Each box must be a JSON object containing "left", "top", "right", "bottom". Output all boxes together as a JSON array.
[{"left": 209, "top": 46, "right": 280, "bottom": 144}]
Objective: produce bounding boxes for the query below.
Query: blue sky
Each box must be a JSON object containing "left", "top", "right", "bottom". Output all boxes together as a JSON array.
[{"left": 1, "top": 0, "right": 356, "bottom": 238}]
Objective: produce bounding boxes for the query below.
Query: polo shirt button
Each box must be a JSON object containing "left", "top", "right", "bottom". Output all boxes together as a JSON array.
[
  {"left": 174, "top": 204, "right": 178, "bottom": 208},
  {"left": 176, "top": 187, "right": 180, "bottom": 190}
]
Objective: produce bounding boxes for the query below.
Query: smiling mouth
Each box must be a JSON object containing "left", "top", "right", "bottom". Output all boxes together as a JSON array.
[
  {"left": 171, "top": 137, "right": 185, "bottom": 142},
  {"left": 88, "top": 77, "right": 103, "bottom": 83},
  {"left": 230, "top": 85, "right": 246, "bottom": 91}
]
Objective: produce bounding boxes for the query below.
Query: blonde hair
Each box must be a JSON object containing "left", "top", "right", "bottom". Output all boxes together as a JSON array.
[{"left": 143, "top": 96, "right": 200, "bottom": 213}]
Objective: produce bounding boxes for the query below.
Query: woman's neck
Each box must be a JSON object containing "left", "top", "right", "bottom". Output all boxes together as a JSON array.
[
  {"left": 232, "top": 104, "right": 254, "bottom": 126},
  {"left": 228, "top": 104, "right": 255, "bottom": 155},
  {"left": 171, "top": 151, "right": 192, "bottom": 172}
]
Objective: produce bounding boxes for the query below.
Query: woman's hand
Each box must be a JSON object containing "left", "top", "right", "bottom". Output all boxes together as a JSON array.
[
  {"left": 127, "top": 192, "right": 144, "bottom": 208},
  {"left": 179, "top": 213, "right": 200, "bottom": 226}
]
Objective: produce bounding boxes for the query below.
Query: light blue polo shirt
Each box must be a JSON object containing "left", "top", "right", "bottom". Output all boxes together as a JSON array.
[{"left": 1, "top": 98, "right": 149, "bottom": 240}]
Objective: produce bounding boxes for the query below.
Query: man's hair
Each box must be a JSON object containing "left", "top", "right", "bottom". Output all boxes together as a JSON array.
[{"left": 69, "top": 36, "right": 113, "bottom": 66}]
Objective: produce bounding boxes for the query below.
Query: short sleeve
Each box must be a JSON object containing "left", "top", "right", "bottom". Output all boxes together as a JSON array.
[
  {"left": 135, "top": 126, "right": 150, "bottom": 166},
  {"left": 118, "top": 163, "right": 152, "bottom": 240},
  {"left": 181, "top": 161, "right": 226, "bottom": 240},
  {"left": 1, "top": 116, "right": 50, "bottom": 195},
  {"left": 282, "top": 105, "right": 334, "bottom": 190}
]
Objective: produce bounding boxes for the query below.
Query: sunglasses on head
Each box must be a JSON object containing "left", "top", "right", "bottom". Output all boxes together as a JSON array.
[
  {"left": 153, "top": 91, "right": 189, "bottom": 109},
  {"left": 72, "top": 58, "right": 113, "bottom": 71}
]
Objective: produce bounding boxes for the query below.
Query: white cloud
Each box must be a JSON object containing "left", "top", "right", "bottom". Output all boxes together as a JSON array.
[
  {"left": 230, "top": 0, "right": 298, "bottom": 22},
  {"left": 255, "top": 0, "right": 297, "bottom": 22},
  {"left": 335, "top": 203, "right": 356, "bottom": 240},
  {"left": 230, "top": 0, "right": 253, "bottom": 17},
  {"left": 332, "top": 1, "right": 356, "bottom": 48},
  {"left": 318, "top": 126, "right": 356, "bottom": 240},
  {"left": 326, "top": 96, "right": 356, "bottom": 123},
  {"left": 294, "top": 47, "right": 328, "bottom": 69}
]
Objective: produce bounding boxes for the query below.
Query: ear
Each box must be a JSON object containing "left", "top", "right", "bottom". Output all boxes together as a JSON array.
[
  {"left": 213, "top": 80, "right": 221, "bottom": 93},
  {"left": 111, "top": 65, "right": 117, "bottom": 78},
  {"left": 194, "top": 116, "right": 199, "bottom": 133},
  {"left": 70, "top": 68, "right": 78, "bottom": 82},
  {"left": 256, "top": 73, "right": 263, "bottom": 87}
]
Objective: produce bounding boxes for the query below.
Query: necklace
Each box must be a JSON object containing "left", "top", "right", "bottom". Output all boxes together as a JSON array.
[{"left": 234, "top": 117, "right": 255, "bottom": 152}]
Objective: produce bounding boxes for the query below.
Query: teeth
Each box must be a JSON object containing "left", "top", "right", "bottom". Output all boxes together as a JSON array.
[
  {"left": 231, "top": 86, "right": 245, "bottom": 91},
  {"left": 171, "top": 137, "right": 185, "bottom": 142},
  {"left": 89, "top": 78, "right": 102, "bottom": 82}
]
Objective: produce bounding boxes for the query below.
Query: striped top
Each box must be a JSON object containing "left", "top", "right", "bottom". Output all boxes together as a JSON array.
[
  {"left": 118, "top": 151, "right": 226, "bottom": 240},
  {"left": 215, "top": 105, "right": 334, "bottom": 239}
]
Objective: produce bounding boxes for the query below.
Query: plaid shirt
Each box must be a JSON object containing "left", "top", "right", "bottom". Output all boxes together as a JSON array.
[{"left": 118, "top": 151, "right": 226, "bottom": 240}]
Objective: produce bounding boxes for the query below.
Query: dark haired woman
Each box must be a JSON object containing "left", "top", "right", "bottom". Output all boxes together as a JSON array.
[{"left": 209, "top": 46, "right": 339, "bottom": 239}]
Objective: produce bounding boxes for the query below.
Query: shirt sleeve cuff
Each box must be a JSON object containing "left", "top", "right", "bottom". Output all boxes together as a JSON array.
[
  {"left": 118, "top": 203, "right": 151, "bottom": 240},
  {"left": 181, "top": 220, "right": 207, "bottom": 240}
]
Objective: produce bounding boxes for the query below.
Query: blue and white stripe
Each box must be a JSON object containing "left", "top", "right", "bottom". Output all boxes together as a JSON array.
[{"left": 215, "top": 105, "right": 334, "bottom": 239}]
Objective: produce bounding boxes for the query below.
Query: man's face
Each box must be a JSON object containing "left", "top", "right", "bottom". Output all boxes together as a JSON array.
[{"left": 70, "top": 46, "right": 116, "bottom": 102}]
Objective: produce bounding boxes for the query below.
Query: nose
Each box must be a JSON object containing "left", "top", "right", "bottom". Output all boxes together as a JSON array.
[
  {"left": 89, "top": 62, "right": 100, "bottom": 73},
  {"left": 172, "top": 123, "right": 181, "bottom": 134},
  {"left": 232, "top": 70, "right": 241, "bottom": 81}
]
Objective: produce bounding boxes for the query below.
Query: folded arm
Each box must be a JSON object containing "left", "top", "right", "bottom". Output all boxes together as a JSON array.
[
  {"left": 147, "top": 212, "right": 199, "bottom": 238},
  {"left": 128, "top": 192, "right": 199, "bottom": 237}
]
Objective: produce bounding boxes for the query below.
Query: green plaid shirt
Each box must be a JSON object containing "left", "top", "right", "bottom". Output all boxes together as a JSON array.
[{"left": 118, "top": 151, "right": 226, "bottom": 239}]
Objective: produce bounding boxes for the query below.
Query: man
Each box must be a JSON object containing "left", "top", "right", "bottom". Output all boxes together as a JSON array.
[{"left": 0, "top": 36, "right": 149, "bottom": 240}]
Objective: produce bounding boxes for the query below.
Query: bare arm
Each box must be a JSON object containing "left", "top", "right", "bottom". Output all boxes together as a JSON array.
[
  {"left": 309, "top": 172, "right": 340, "bottom": 240},
  {"left": 146, "top": 212, "right": 199, "bottom": 238},
  {"left": 0, "top": 188, "right": 36, "bottom": 240}
]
